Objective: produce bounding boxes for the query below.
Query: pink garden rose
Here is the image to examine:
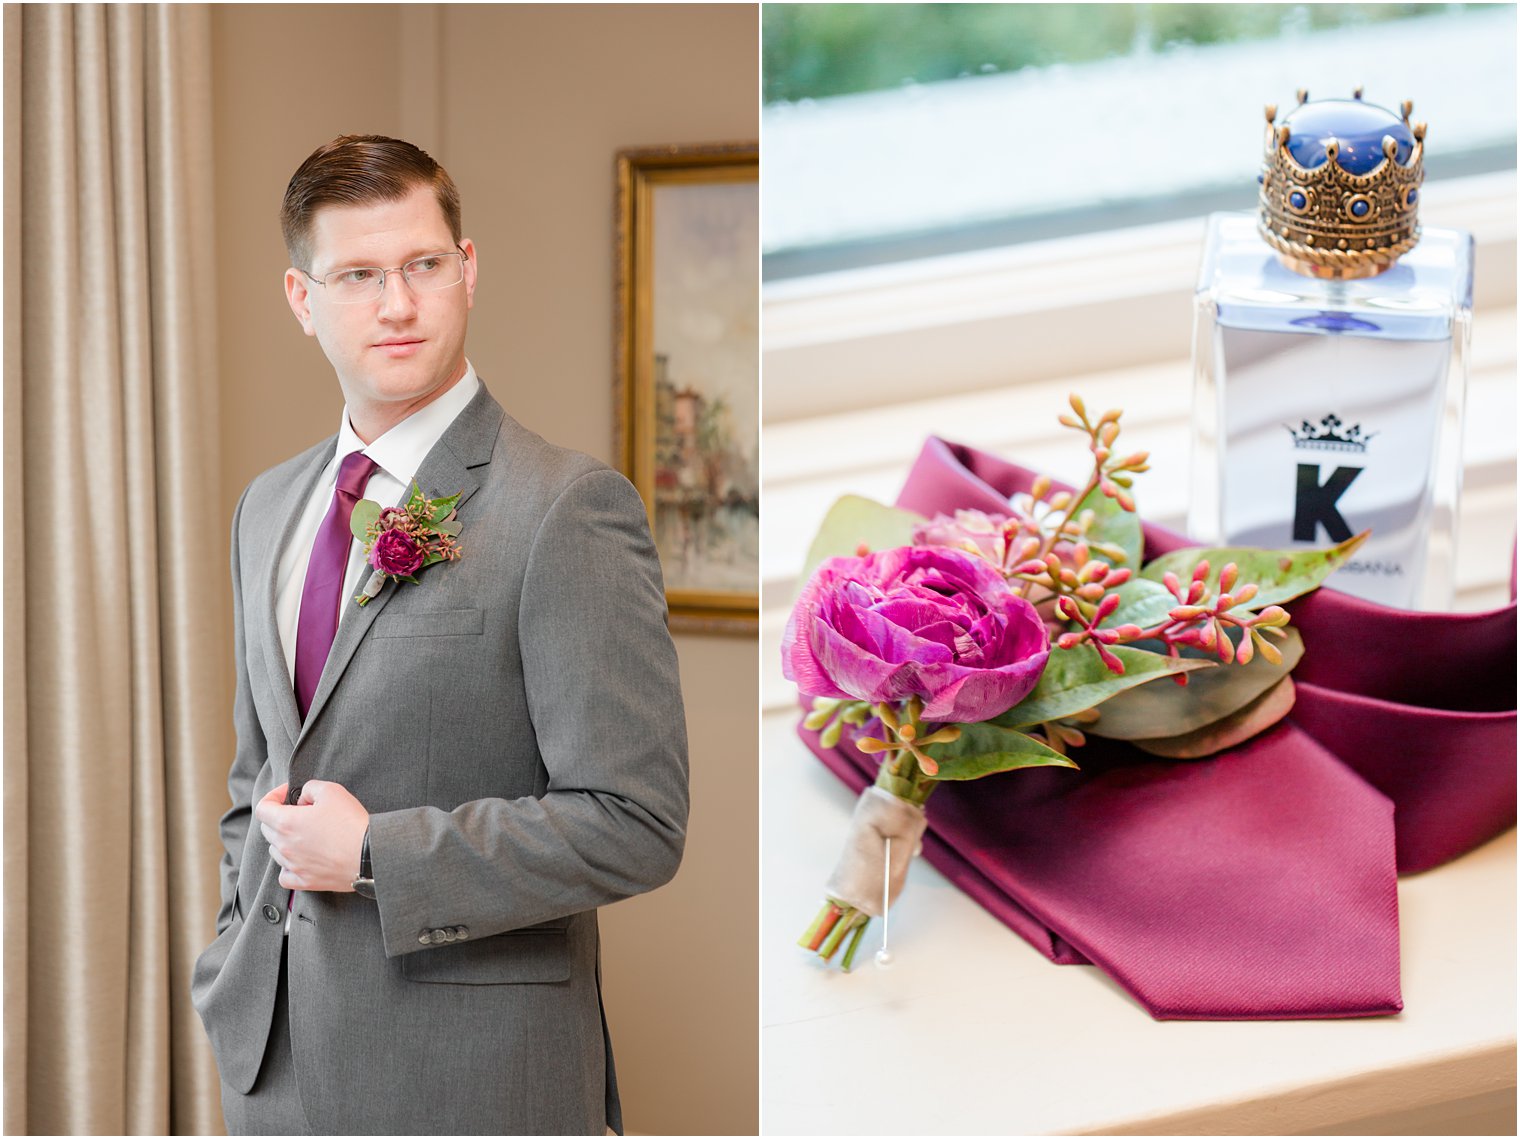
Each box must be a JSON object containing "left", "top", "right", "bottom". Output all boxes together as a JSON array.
[
  {"left": 782, "top": 546, "right": 1049, "bottom": 723},
  {"left": 369, "top": 528, "right": 425, "bottom": 577}
]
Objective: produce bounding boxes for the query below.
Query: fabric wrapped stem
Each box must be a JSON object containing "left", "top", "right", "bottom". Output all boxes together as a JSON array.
[{"left": 799, "top": 746, "right": 935, "bottom": 969}]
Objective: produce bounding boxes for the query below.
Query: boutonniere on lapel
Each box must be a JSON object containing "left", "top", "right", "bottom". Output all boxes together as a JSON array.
[{"left": 350, "top": 482, "right": 464, "bottom": 606}]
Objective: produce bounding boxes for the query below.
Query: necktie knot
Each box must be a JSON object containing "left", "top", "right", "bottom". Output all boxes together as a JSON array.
[{"left": 336, "top": 451, "right": 380, "bottom": 500}]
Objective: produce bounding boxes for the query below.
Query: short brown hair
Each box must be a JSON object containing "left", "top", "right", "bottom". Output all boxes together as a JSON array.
[{"left": 280, "top": 135, "right": 461, "bottom": 270}]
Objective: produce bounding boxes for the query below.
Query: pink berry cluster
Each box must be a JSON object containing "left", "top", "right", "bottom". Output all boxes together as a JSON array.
[
  {"left": 1150, "top": 560, "right": 1290, "bottom": 667},
  {"left": 917, "top": 395, "right": 1288, "bottom": 684},
  {"left": 1052, "top": 559, "right": 1289, "bottom": 680}
]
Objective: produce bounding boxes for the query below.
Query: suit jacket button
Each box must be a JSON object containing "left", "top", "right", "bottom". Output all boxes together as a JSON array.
[
  {"left": 455, "top": 926, "right": 468, "bottom": 940},
  {"left": 262, "top": 904, "right": 280, "bottom": 923},
  {"left": 442, "top": 928, "right": 456, "bottom": 943},
  {"left": 418, "top": 930, "right": 433, "bottom": 945}
]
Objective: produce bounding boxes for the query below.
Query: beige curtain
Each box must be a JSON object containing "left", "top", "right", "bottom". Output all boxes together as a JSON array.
[{"left": 5, "top": 5, "right": 229, "bottom": 1134}]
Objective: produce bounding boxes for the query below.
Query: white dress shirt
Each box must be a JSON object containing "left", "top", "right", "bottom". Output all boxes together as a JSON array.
[{"left": 274, "top": 364, "right": 481, "bottom": 685}]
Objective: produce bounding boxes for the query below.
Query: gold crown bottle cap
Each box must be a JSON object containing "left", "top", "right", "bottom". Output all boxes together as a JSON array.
[{"left": 1257, "top": 89, "right": 1425, "bottom": 280}]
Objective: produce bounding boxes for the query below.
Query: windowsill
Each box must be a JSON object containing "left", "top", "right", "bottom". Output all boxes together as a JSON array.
[{"left": 760, "top": 707, "right": 1517, "bottom": 1135}]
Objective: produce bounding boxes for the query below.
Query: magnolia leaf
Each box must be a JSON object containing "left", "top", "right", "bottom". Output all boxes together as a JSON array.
[
  {"left": 996, "top": 643, "right": 1214, "bottom": 729},
  {"left": 1106, "top": 578, "right": 1176, "bottom": 630},
  {"left": 433, "top": 518, "right": 462, "bottom": 537},
  {"left": 920, "top": 722, "right": 1079, "bottom": 780},
  {"left": 350, "top": 499, "right": 381, "bottom": 542},
  {"left": 1086, "top": 627, "right": 1304, "bottom": 740},
  {"left": 1141, "top": 531, "right": 1369, "bottom": 611},
  {"left": 796, "top": 495, "right": 924, "bottom": 594},
  {"left": 1070, "top": 483, "right": 1142, "bottom": 568},
  {"left": 1132, "top": 676, "right": 1297, "bottom": 759}
]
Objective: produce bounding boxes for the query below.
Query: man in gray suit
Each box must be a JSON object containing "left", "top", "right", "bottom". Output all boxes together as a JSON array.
[{"left": 190, "top": 135, "right": 689, "bottom": 1135}]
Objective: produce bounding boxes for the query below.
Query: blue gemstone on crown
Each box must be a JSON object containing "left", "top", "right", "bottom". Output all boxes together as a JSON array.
[
  {"left": 1407, "top": 189, "right": 1418, "bottom": 205},
  {"left": 1259, "top": 90, "right": 1425, "bottom": 279},
  {"left": 1282, "top": 98, "right": 1416, "bottom": 174}
]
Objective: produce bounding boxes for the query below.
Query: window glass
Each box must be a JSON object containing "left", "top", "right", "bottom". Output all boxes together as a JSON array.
[{"left": 763, "top": 3, "right": 1517, "bottom": 278}]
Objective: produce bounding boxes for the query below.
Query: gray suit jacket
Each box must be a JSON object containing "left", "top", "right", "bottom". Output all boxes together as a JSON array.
[{"left": 190, "top": 383, "right": 689, "bottom": 1135}]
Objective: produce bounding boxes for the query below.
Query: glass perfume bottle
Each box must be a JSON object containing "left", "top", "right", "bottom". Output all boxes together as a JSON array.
[{"left": 1191, "top": 90, "right": 1471, "bottom": 611}]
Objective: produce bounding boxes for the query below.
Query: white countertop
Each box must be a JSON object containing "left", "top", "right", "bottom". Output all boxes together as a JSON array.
[{"left": 760, "top": 708, "right": 1516, "bottom": 1135}]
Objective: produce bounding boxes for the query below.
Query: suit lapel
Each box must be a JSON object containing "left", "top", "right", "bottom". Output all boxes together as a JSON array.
[
  {"left": 257, "top": 440, "right": 337, "bottom": 748},
  {"left": 294, "top": 385, "right": 504, "bottom": 750}
]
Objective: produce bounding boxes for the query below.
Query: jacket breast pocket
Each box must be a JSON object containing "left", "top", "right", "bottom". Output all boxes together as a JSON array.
[
  {"left": 400, "top": 928, "right": 569, "bottom": 985},
  {"left": 373, "top": 607, "right": 484, "bottom": 639}
]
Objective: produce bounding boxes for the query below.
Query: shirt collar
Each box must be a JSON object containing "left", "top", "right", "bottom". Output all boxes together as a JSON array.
[{"left": 332, "top": 361, "right": 481, "bottom": 486}]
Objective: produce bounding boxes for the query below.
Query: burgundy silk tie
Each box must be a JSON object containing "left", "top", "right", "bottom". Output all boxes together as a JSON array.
[
  {"left": 294, "top": 450, "right": 380, "bottom": 722},
  {"left": 798, "top": 436, "right": 1516, "bottom": 1020}
]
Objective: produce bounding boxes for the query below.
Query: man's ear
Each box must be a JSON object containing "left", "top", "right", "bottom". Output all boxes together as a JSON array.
[
  {"left": 459, "top": 238, "right": 477, "bottom": 311},
  {"left": 285, "top": 268, "right": 317, "bottom": 336}
]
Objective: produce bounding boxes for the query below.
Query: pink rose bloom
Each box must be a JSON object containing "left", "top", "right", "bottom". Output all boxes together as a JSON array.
[
  {"left": 370, "top": 529, "right": 424, "bottom": 576},
  {"left": 376, "top": 505, "right": 408, "bottom": 530},
  {"left": 913, "top": 509, "right": 1021, "bottom": 571},
  {"left": 782, "top": 545, "right": 1049, "bottom": 723}
]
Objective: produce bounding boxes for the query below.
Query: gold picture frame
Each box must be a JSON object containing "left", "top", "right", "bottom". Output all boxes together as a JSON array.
[{"left": 615, "top": 142, "right": 759, "bottom": 634}]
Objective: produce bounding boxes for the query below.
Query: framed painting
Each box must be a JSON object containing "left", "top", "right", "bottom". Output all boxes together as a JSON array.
[{"left": 615, "top": 142, "right": 759, "bottom": 634}]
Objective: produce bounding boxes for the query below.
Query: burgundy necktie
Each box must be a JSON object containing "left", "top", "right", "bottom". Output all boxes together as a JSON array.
[
  {"left": 294, "top": 451, "right": 380, "bottom": 722},
  {"left": 799, "top": 436, "right": 1516, "bottom": 1020}
]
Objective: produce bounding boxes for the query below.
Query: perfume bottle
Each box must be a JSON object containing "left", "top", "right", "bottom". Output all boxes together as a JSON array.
[{"left": 1191, "top": 90, "right": 1472, "bottom": 611}]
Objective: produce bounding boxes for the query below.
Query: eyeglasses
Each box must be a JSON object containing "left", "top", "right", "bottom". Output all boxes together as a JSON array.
[{"left": 302, "top": 246, "right": 469, "bottom": 304}]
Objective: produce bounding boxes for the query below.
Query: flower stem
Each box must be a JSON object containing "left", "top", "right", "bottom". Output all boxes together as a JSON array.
[
  {"left": 876, "top": 746, "right": 939, "bottom": 808},
  {"left": 840, "top": 917, "right": 870, "bottom": 972},
  {"left": 817, "top": 909, "right": 857, "bottom": 960},
  {"left": 798, "top": 902, "right": 841, "bottom": 952}
]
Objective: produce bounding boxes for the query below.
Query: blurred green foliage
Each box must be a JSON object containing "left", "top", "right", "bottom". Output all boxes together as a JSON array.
[{"left": 764, "top": 4, "right": 1465, "bottom": 104}]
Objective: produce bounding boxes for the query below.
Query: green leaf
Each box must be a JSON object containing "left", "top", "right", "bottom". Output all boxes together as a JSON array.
[
  {"left": 1071, "top": 483, "right": 1141, "bottom": 568},
  {"left": 1132, "top": 676, "right": 1297, "bottom": 759},
  {"left": 1140, "top": 531, "right": 1369, "bottom": 611},
  {"left": 996, "top": 643, "right": 1214, "bottom": 729},
  {"left": 350, "top": 499, "right": 381, "bottom": 542},
  {"left": 920, "top": 722, "right": 1079, "bottom": 780},
  {"left": 1086, "top": 627, "right": 1303, "bottom": 740},
  {"left": 796, "top": 495, "right": 924, "bottom": 593},
  {"left": 1105, "top": 578, "right": 1176, "bottom": 630},
  {"left": 433, "top": 519, "right": 462, "bottom": 537},
  {"left": 429, "top": 493, "right": 462, "bottom": 524}
]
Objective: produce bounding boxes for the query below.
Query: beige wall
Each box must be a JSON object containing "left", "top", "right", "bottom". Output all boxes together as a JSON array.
[{"left": 210, "top": 5, "right": 757, "bottom": 1134}]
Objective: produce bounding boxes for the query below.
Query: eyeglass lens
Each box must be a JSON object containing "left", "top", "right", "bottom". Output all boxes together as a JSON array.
[{"left": 323, "top": 253, "right": 465, "bottom": 302}]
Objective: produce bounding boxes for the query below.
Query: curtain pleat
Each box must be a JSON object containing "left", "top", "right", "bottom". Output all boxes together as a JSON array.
[
  {"left": 4, "top": 5, "right": 30, "bottom": 1137},
  {"left": 9, "top": 5, "right": 226, "bottom": 1134}
]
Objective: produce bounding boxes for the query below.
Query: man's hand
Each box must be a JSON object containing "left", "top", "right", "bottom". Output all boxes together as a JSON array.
[{"left": 255, "top": 780, "right": 370, "bottom": 893}]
